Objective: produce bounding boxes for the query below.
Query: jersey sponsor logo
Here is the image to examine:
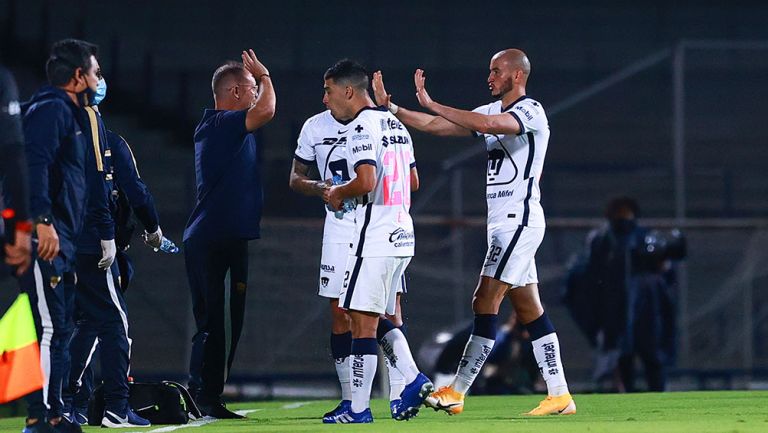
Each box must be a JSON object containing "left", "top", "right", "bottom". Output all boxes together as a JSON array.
[
  {"left": 320, "top": 263, "right": 335, "bottom": 273},
  {"left": 321, "top": 137, "right": 347, "bottom": 145},
  {"left": 514, "top": 105, "right": 534, "bottom": 121},
  {"left": 380, "top": 118, "right": 403, "bottom": 131},
  {"left": 486, "top": 189, "right": 513, "bottom": 200},
  {"left": 352, "top": 133, "right": 370, "bottom": 141},
  {"left": 338, "top": 129, "right": 348, "bottom": 134},
  {"left": 352, "top": 355, "right": 365, "bottom": 387},
  {"left": 351, "top": 143, "right": 373, "bottom": 154},
  {"left": 388, "top": 227, "right": 414, "bottom": 248},
  {"left": 381, "top": 135, "right": 410, "bottom": 146}
]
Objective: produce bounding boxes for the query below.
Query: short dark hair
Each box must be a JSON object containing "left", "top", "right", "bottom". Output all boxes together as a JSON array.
[
  {"left": 604, "top": 196, "right": 640, "bottom": 220},
  {"left": 212, "top": 61, "right": 248, "bottom": 97},
  {"left": 324, "top": 59, "right": 369, "bottom": 91},
  {"left": 46, "top": 39, "right": 98, "bottom": 86}
]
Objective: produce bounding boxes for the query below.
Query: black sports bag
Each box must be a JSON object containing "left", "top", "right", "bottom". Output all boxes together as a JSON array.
[{"left": 88, "top": 380, "right": 203, "bottom": 426}]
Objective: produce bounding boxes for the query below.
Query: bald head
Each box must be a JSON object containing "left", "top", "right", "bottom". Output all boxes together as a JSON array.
[
  {"left": 492, "top": 49, "right": 531, "bottom": 76},
  {"left": 487, "top": 48, "right": 531, "bottom": 99}
]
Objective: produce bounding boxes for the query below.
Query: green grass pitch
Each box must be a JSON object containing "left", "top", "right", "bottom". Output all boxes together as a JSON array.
[{"left": 1, "top": 391, "right": 767, "bottom": 432}]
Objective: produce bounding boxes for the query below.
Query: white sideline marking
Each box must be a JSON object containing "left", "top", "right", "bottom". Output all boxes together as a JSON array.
[
  {"left": 281, "top": 401, "right": 313, "bottom": 409},
  {"left": 236, "top": 409, "right": 263, "bottom": 416},
  {"left": 123, "top": 410, "right": 262, "bottom": 433},
  {"left": 124, "top": 417, "right": 217, "bottom": 433}
]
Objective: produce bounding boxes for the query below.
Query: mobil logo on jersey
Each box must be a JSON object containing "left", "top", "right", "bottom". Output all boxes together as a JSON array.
[{"left": 351, "top": 143, "right": 372, "bottom": 154}]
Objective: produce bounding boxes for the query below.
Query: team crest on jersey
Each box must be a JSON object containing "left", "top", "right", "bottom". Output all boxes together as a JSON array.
[
  {"left": 320, "top": 277, "right": 329, "bottom": 287},
  {"left": 487, "top": 146, "right": 518, "bottom": 185}
]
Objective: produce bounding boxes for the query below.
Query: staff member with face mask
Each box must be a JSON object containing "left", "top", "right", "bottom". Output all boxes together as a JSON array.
[
  {"left": 62, "top": 73, "right": 178, "bottom": 428},
  {"left": 17, "top": 38, "right": 115, "bottom": 433}
]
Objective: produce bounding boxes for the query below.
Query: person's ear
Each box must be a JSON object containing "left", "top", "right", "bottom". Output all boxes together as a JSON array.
[
  {"left": 233, "top": 85, "right": 240, "bottom": 100},
  {"left": 345, "top": 86, "right": 353, "bottom": 100}
]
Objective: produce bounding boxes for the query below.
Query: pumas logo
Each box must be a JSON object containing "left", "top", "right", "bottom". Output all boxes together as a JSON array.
[
  {"left": 351, "top": 143, "right": 372, "bottom": 154},
  {"left": 389, "top": 228, "right": 415, "bottom": 248},
  {"left": 320, "top": 264, "right": 335, "bottom": 273},
  {"left": 320, "top": 277, "right": 330, "bottom": 287}
]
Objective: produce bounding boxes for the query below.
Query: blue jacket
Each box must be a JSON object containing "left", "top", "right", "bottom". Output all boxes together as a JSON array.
[
  {"left": 74, "top": 106, "right": 116, "bottom": 256},
  {"left": 108, "top": 130, "right": 159, "bottom": 249},
  {"left": 21, "top": 86, "right": 113, "bottom": 266}
]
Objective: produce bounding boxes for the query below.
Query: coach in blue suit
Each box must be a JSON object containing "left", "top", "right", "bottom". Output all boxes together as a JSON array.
[{"left": 183, "top": 49, "right": 275, "bottom": 419}]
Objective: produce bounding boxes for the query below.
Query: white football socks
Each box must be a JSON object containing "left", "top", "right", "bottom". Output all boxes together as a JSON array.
[
  {"left": 384, "top": 356, "right": 406, "bottom": 400},
  {"left": 531, "top": 332, "right": 569, "bottom": 396},
  {"left": 452, "top": 334, "right": 495, "bottom": 395},
  {"left": 349, "top": 354, "right": 377, "bottom": 413},
  {"left": 334, "top": 357, "right": 352, "bottom": 401},
  {"left": 379, "top": 328, "right": 419, "bottom": 384}
]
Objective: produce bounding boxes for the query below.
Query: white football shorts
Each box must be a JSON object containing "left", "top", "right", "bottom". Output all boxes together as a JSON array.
[
  {"left": 480, "top": 225, "right": 544, "bottom": 287},
  {"left": 338, "top": 255, "right": 411, "bottom": 315},
  {"left": 319, "top": 243, "right": 406, "bottom": 298}
]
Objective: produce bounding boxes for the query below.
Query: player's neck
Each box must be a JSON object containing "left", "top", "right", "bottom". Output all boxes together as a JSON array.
[
  {"left": 501, "top": 87, "right": 526, "bottom": 108},
  {"left": 345, "top": 95, "right": 375, "bottom": 120}
]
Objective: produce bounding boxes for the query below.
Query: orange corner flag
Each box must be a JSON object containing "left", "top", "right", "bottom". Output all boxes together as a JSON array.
[{"left": 0, "top": 293, "right": 44, "bottom": 403}]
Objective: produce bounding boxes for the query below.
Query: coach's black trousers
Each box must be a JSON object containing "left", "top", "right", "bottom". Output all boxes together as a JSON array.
[{"left": 184, "top": 236, "right": 248, "bottom": 404}]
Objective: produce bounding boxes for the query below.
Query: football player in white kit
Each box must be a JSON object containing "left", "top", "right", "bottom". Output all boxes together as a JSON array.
[
  {"left": 290, "top": 109, "right": 418, "bottom": 420},
  {"left": 372, "top": 49, "right": 575, "bottom": 416},
  {"left": 320, "top": 59, "right": 434, "bottom": 423}
]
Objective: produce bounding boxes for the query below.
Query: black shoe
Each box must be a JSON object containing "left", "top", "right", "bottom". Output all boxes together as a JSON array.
[
  {"left": 51, "top": 418, "right": 83, "bottom": 433},
  {"left": 199, "top": 402, "right": 245, "bottom": 419},
  {"left": 22, "top": 420, "right": 54, "bottom": 433}
]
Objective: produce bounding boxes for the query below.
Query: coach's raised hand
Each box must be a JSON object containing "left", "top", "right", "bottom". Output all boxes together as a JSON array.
[
  {"left": 414, "top": 69, "right": 435, "bottom": 110},
  {"left": 241, "top": 49, "right": 269, "bottom": 80}
]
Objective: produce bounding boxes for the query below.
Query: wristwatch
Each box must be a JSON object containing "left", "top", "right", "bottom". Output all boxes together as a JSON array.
[{"left": 35, "top": 214, "right": 54, "bottom": 226}]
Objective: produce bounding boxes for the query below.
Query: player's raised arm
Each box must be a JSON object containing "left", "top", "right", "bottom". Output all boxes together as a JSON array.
[
  {"left": 241, "top": 49, "right": 275, "bottom": 132},
  {"left": 413, "top": 69, "right": 521, "bottom": 136},
  {"left": 289, "top": 158, "right": 329, "bottom": 197},
  {"left": 372, "top": 71, "right": 472, "bottom": 137}
]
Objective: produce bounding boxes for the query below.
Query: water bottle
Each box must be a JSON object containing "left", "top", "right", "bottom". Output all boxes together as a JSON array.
[
  {"left": 326, "top": 175, "right": 355, "bottom": 219},
  {"left": 155, "top": 237, "right": 180, "bottom": 254}
]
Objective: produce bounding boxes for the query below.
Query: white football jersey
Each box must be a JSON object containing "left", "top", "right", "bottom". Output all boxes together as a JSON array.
[
  {"left": 344, "top": 107, "right": 416, "bottom": 258},
  {"left": 472, "top": 96, "right": 549, "bottom": 230},
  {"left": 294, "top": 110, "right": 356, "bottom": 244}
]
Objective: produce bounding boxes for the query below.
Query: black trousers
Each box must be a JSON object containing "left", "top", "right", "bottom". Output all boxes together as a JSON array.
[
  {"left": 17, "top": 251, "right": 76, "bottom": 420},
  {"left": 184, "top": 236, "right": 248, "bottom": 403}
]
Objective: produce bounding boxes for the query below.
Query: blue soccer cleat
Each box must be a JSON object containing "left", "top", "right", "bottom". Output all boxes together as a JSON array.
[
  {"left": 322, "top": 399, "right": 351, "bottom": 422},
  {"left": 101, "top": 408, "right": 151, "bottom": 428},
  {"left": 322, "top": 407, "right": 373, "bottom": 424},
  {"left": 394, "top": 373, "right": 434, "bottom": 421},
  {"left": 390, "top": 399, "right": 402, "bottom": 419}
]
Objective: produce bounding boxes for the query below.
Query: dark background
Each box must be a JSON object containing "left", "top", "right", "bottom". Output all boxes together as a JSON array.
[{"left": 2, "top": 0, "right": 767, "bottom": 396}]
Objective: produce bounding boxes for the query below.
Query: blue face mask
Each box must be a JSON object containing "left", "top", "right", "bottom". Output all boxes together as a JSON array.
[{"left": 93, "top": 77, "right": 107, "bottom": 105}]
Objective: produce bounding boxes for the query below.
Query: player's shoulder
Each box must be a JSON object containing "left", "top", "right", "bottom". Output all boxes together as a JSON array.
[
  {"left": 510, "top": 96, "right": 545, "bottom": 115},
  {"left": 303, "top": 110, "right": 337, "bottom": 128}
]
